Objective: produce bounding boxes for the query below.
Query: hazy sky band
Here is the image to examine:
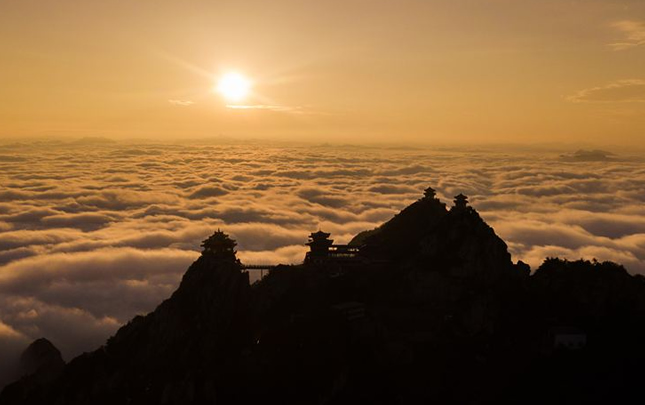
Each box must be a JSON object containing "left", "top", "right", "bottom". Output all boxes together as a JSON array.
[{"left": 1, "top": 0, "right": 644, "bottom": 143}]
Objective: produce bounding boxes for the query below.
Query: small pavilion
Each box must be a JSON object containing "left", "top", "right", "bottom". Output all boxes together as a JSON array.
[
  {"left": 201, "top": 229, "right": 237, "bottom": 259},
  {"left": 424, "top": 187, "right": 437, "bottom": 200},
  {"left": 453, "top": 193, "right": 469, "bottom": 210},
  {"left": 306, "top": 231, "right": 334, "bottom": 256}
]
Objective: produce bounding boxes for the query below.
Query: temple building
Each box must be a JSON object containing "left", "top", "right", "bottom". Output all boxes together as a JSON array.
[
  {"left": 201, "top": 229, "right": 238, "bottom": 261},
  {"left": 424, "top": 186, "right": 437, "bottom": 200},
  {"left": 305, "top": 231, "right": 334, "bottom": 261},
  {"left": 453, "top": 193, "right": 469, "bottom": 210},
  {"left": 304, "top": 230, "right": 361, "bottom": 264}
]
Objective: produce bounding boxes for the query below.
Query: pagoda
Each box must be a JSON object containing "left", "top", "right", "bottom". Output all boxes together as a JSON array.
[
  {"left": 201, "top": 229, "right": 238, "bottom": 261},
  {"left": 304, "top": 231, "right": 334, "bottom": 263},
  {"left": 453, "top": 193, "right": 469, "bottom": 210},
  {"left": 423, "top": 186, "right": 437, "bottom": 200}
]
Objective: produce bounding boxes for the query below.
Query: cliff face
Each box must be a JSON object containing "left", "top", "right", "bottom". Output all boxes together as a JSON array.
[
  {"left": 3, "top": 194, "right": 645, "bottom": 405},
  {"left": 60, "top": 254, "right": 253, "bottom": 405},
  {"left": 354, "top": 197, "right": 523, "bottom": 282},
  {"left": 349, "top": 197, "right": 528, "bottom": 347},
  {"left": 351, "top": 196, "right": 448, "bottom": 260},
  {"left": 410, "top": 207, "right": 517, "bottom": 280},
  {"left": 0, "top": 252, "right": 253, "bottom": 405}
]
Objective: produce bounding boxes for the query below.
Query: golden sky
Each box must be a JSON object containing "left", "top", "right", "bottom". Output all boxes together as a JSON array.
[{"left": 1, "top": 0, "right": 644, "bottom": 143}]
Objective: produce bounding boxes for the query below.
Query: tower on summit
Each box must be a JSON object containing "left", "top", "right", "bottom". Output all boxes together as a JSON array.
[
  {"left": 306, "top": 230, "right": 334, "bottom": 257},
  {"left": 201, "top": 229, "right": 237, "bottom": 260},
  {"left": 424, "top": 187, "right": 437, "bottom": 200},
  {"left": 453, "top": 193, "right": 469, "bottom": 210}
]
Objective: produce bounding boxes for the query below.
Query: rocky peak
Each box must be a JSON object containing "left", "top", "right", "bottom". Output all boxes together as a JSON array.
[
  {"left": 351, "top": 189, "right": 448, "bottom": 259},
  {"left": 355, "top": 188, "right": 521, "bottom": 281},
  {"left": 175, "top": 230, "right": 247, "bottom": 299},
  {"left": 19, "top": 338, "right": 64, "bottom": 381},
  {"left": 418, "top": 202, "right": 516, "bottom": 281}
]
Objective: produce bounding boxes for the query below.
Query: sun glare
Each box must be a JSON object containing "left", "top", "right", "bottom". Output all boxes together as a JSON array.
[{"left": 215, "top": 72, "right": 251, "bottom": 102}]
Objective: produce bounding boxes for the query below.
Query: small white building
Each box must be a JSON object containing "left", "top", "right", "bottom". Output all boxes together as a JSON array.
[
  {"left": 550, "top": 327, "right": 587, "bottom": 350},
  {"left": 332, "top": 302, "right": 366, "bottom": 322}
]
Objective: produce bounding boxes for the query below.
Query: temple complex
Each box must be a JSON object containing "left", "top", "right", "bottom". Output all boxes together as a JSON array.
[
  {"left": 304, "top": 230, "right": 361, "bottom": 264},
  {"left": 243, "top": 187, "right": 474, "bottom": 277}
]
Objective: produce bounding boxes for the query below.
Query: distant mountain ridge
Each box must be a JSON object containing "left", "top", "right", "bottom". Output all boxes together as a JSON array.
[
  {"left": 3, "top": 188, "right": 645, "bottom": 405},
  {"left": 559, "top": 149, "right": 617, "bottom": 162}
]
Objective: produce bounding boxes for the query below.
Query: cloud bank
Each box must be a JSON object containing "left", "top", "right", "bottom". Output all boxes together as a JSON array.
[{"left": 1, "top": 139, "right": 644, "bottom": 378}]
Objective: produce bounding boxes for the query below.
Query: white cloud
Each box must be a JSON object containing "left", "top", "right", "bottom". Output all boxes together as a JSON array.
[
  {"left": 226, "top": 104, "right": 303, "bottom": 113},
  {"left": 609, "top": 20, "right": 645, "bottom": 51},
  {"left": 168, "top": 99, "right": 195, "bottom": 106},
  {"left": 567, "top": 79, "right": 645, "bottom": 103}
]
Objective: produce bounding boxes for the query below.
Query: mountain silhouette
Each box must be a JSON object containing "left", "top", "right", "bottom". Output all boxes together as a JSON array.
[
  {"left": 3, "top": 189, "right": 645, "bottom": 405},
  {"left": 0, "top": 338, "right": 65, "bottom": 401}
]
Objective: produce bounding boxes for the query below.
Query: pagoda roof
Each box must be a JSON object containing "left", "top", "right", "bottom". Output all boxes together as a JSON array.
[
  {"left": 424, "top": 186, "right": 437, "bottom": 198},
  {"left": 309, "top": 230, "right": 331, "bottom": 238},
  {"left": 453, "top": 193, "right": 469, "bottom": 208}
]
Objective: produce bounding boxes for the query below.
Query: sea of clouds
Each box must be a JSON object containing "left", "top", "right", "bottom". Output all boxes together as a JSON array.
[{"left": 1, "top": 138, "right": 644, "bottom": 382}]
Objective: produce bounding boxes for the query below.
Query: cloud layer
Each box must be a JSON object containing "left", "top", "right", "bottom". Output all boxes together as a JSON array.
[
  {"left": 610, "top": 20, "right": 645, "bottom": 51},
  {"left": 568, "top": 80, "right": 645, "bottom": 103},
  {"left": 1, "top": 139, "right": 644, "bottom": 377}
]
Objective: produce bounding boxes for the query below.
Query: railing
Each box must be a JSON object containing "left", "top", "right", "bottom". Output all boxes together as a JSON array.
[
  {"left": 241, "top": 264, "right": 278, "bottom": 271},
  {"left": 328, "top": 245, "right": 361, "bottom": 253}
]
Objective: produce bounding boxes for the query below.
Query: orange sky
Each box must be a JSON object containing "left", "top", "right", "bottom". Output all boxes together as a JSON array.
[{"left": 1, "top": 0, "right": 644, "bottom": 143}]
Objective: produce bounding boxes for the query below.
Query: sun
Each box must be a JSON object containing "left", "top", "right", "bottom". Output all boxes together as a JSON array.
[{"left": 215, "top": 72, "right": 251, "bottom": 102}]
